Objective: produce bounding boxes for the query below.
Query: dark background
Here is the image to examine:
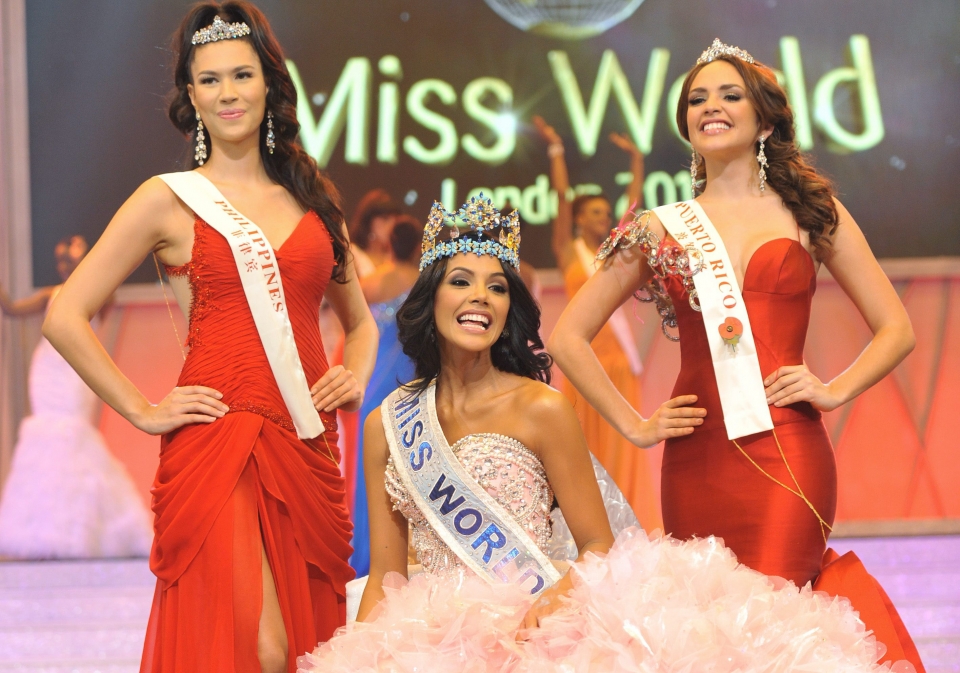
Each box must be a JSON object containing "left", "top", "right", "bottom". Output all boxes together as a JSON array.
[{"left": 26, "top": 0, "right": 960, "bottom": 285}]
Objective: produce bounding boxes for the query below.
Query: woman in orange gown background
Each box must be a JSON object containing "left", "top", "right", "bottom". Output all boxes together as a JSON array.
[
  {"left": 534, "top": 117, "right": 661, "bottom": 531},
  {"left": 42, "top": 3, "right": 377, "bottom": 672},
  {"left": 550, "top": 45, "right": 924, "bottom": 670}
]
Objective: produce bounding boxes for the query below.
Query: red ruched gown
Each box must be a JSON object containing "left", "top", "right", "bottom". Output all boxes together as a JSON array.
[
  {"left": 660, "top": 238, "right": 924, "bottom": 670},
  {"left": 143, "top": 212, "right": 353, "bottom": 672}
]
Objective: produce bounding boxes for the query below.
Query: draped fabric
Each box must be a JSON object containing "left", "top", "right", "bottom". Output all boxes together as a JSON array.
[
  {"left": 562, "top": 259, "right": 662, "bottom": 531},
  {"left": 142, "top": 212, "right": 353, "bottom": 672},
  {"left": 660, "top": 237, "right": 923, "bottom": 671}
]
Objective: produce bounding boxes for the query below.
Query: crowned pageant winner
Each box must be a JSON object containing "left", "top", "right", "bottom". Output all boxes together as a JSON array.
[
  {"left": 297, "top": 194, "right": 912, "bottom": 672},
  {"left": 43, "top": 4, "right": 378, "bottom": 672}
]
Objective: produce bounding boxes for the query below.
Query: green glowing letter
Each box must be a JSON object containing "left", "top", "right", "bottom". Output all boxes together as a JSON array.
[
  {"left": 404, "top": 79, "right": 458, "bottom": 165},
  {"left": 441, "top": 178, "right": 457, "bottom": 211},
  {"left": 666, "top": 72, "right": 687, "bottom": 144},
  {"left": 522, "top": 175, "right": 551, "bottom": 225},
  {"left": 779, "top": 37, "right": 813, "bottom": 150},
  {"left": 462, "top": 78, "right": 516, "bottom": 165},
  {"left": 548, "top": 48, "right": 670, "bottom": 156},
  {"left": 377, "top": 55, "right": 403, "bottom": 164},
  {"left": 643, "top": 171, "right": 678, "bottom": 209},
  {"left": 813, "top": 35, "right": 884, "bottom": 152},
  {"left": 288, "top": 58, "right": 370, "bottom": 168}
]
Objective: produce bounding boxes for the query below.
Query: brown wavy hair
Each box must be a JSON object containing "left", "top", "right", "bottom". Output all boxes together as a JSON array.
[
  {"left": 167, "top": 1, "right": 348, "bottom": 280},
  {"left": 676, "top": 55, "right": 838, "bottom": 257}
]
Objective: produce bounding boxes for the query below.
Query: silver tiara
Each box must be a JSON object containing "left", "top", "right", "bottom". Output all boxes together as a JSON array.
[
  {"left": 191, "top": 15, "right": 252, "bottom": 46},
  {"left": 696, "top": 38, "right": 755, "bottom": 66}
]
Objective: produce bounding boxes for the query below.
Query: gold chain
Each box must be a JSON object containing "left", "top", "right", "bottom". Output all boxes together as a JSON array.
[
  {"left": 318, "top": 428, "right": 339, "bottom": 467},
  {"left": 732, "top": 428, "right": 833, "bottom": 543},
  {"left": 152, "top": 253, "right": 186, "bottom": 362}
]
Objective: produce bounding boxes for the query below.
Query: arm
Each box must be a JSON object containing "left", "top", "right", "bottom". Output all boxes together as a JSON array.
[
  {"left": 312, "top": 224, "right": 379, "bottom": 413},
  {"left": 42, "top": 178, "right": 227, "bottom": 434},
  {"left": 356, "top": 408, "right": 409, "bottom": 622},
  {"left": 520, "top": 390, "right": 614, "bottom": 630},
  {"left": 533, "top": 116, "right": 576, "bottom": 271},
  {"left": 547, "top": 237, "right": 705, "bottom": 448},
  {"left": 609, "top": 132, "right": 645, "bottom": 209},
  {"left": 764, "top": 199, "right": 915, "bottom": 409},
  {"left": 0, "top": 286, "right": 54, "bottom": 317}
]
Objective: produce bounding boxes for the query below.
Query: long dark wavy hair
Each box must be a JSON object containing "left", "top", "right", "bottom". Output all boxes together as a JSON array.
[
  {"left": 397, "top": 233, "right": 553, "bottom": 397},
  {"left": 677, "top": 55, "right": 839, "bottom": 258},
  {"left": 167, "top": 1, "right": 348, "bottom": 280}
]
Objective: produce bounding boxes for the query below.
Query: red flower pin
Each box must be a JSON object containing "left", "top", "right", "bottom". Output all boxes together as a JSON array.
[{"left": 718, "top": 317, "right": 743, "bottom": 352}]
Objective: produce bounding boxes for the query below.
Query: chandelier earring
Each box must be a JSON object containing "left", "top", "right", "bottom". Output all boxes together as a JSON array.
[
  {"left": 266, "top": 110, "right": 276, "bottom": 154},
  {"left": 194, "top": 111, "right": 208, "bottom": 166},
  {"left": 757, "top": 135, "right": 768, "bottom": 193},
  {"left": 690, "top": 148, "right": 701, "bottom": 195}
]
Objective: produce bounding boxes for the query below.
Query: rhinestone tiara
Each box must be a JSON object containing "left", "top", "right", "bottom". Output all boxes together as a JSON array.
[
  {"left": 419, "top": 194, "right": 520, "bottom": 272},
  {"left": 696, "top": 38, "right": 755, "bottom": 66},
  {"left": 192, "top": 15, "right": 252, "bottom": 46}
]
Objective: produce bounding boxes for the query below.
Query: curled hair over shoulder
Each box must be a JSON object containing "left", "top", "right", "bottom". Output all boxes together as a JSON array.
[
  {"left": 396, "top": 234, "right": 552, "bottom": 398},
  {"left": 677, "top": 55, "right": 839, "bottom": 258},
  {"left": 167, "top": 1, "right": 349, "bottom": 281}
]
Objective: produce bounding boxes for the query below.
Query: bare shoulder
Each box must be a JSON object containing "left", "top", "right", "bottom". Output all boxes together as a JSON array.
[
  {"left": 513, "top": 379, "right": 578, "bottom": 427},
  {"left": 364, "top": 404, "right": 387, "bottom": 443}
]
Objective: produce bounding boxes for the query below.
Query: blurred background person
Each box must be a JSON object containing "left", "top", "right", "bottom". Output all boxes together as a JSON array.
[
  {"left": 348, "top": 188, "right": 403, "bottom": 278},
  {"left": 534, "top": 116, "right": 660, "bottom": 529},
  {"left": 0, "top": 235, "right": 152, "bottom": 559}
]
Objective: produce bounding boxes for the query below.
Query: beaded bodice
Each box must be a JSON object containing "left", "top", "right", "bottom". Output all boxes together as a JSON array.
[{"left": 385, "top": 433, "right": 553, "bottom": 575}]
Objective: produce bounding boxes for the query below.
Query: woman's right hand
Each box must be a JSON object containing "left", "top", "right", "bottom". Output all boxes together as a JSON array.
[
  {"left": 130, "top": 386, "right": 229, "bottom": 435},
  {"left": 533, "top": 115, "right": 562, "bottom": 147},
  {"left": 629, "top": 395, "right": 706, "bottom": 448}
]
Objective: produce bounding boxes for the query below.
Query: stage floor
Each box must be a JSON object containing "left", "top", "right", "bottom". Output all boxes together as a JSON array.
[{"left": 0, "top": 535, "right": 956, "bottom": 672}]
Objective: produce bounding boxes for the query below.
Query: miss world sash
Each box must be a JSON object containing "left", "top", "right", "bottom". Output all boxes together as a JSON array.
[
  {"left": 653, "top": 200, "right": 774, "bottom": 440},
  {"left": 158, "top": 171, "right": 324, "bottom": 439},
  {"left": 382, "top": 382, "right": 561, "bottom": 595}
]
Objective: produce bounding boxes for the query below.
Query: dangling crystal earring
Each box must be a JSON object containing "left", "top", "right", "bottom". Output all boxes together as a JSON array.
[
  {"left": 690, "top": 148, "right": 700, "bottom": 195},
  {"left": 757, "top": 135, "right": 768, "bottom": 193},
  {"left": 266, "top": 110, "right": 275, "bottom": 155},
  {"left": 194, "top": 111, "right": 207, "bottom": 166}
]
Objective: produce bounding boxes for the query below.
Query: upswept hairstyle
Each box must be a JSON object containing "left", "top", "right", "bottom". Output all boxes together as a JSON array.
[
  {"left": 167, "top": 1, "right": 348, "bottom": 280},
  {"left": 677, "top": 55, "right": 839, "bottom": 257},
  {"left": 571, "top": 193, "right": 610, "bottom": 221},
  {"left": 396, "top": 232, "right": 552, "bottom": 397}
]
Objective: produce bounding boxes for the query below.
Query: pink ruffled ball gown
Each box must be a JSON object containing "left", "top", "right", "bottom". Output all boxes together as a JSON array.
[{"left": 298, "top": 431, "right": 913, "bottom": 672}]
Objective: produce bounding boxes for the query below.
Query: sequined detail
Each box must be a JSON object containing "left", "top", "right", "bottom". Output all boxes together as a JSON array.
[
  {"left": 385, "top": 433, "right": 553, "bottom": 575},
  {"left": 162, "top": 218, "right": 218, "bottom": 348},
  {"left": 596, "top": 209, "right": 705, "bottom": 341},
  {"left": 226, "top": 400, "right": 336, "bottom": 437}
]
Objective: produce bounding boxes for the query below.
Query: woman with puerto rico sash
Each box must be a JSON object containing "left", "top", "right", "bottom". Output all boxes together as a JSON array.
[
  {"left": 549, "top": 39, "right": 923, "bottom": 670},
  {"left": 298, "top": 195, "right": 909, "bottom": 672},
  {"left": 42, "top": 3, "right": 378, "bottom": 671}
]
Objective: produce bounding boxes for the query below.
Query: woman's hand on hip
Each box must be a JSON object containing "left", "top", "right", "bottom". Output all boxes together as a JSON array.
[
  {"left": 312, "top": 365, "right": 363, "bottom": 413},
  {"left": 764, "top": 364, "right": 842, "bottom": 412},
  {"left": 130, "top": 386, "right": 228, "bottom": 435},
  {"left": 630, "top": 395, "right": 706, "bottom": 448}
]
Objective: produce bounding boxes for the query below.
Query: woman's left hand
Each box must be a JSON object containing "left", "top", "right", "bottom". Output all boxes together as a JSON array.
[
  {"left": 311, "top": 365, "right": 363, "bottom": 413},
  {"left": 764, "top": 364, "right": 842, "bottom": 412},
  {"left": 518, "top": 585, "right": 568, "bottom": 636}
]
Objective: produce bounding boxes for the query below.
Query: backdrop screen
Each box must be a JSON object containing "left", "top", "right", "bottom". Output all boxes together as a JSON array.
[{"left": 27, "top": 0, "right": 960, "bottom": 284}]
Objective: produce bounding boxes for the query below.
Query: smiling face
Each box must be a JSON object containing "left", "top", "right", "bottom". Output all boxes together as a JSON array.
[
  {"left": 685, "top": 60, "right": 767, "bottom": 161},
  {"left": 187, "top": 38, "right": 267, "bottom": 150},
  {"left": 433, "top": 253, "right": 511, "bottom": 355},
  {"left": 575, "top": 196, "right": 613, "bottom": 243}
]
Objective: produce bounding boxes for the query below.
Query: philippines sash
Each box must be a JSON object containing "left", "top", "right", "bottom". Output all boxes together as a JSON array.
[
  {"left": 158, "top": 171, "right": 324, "bottom": 439},
  {"left": 653, "top": 200, "right": 773, "bottom": 440},
  {"left": 382, "top": 382, "right": 561, "bottom": 595}
]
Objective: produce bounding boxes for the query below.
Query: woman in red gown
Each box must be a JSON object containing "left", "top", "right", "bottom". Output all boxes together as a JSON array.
[
  {"left": 43, "top": 3, "right": 377, "bottom": 672},
  {"left": 550, "top": 42, "right": 924, "bottom": 670}
]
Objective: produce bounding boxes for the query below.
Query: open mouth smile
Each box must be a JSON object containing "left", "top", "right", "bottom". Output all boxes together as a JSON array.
[
  {"left": 700, "top": 120, "right": 731, "bottom": 135},
  {"left": 456, "top": 312, "right": 491, "bottom": 333}
]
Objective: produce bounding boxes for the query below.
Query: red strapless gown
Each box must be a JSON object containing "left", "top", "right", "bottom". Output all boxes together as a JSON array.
[
  {"left": 143, "top": 213, "right": 354, "bottom": 673},
  {"left": 660, "top": 238, "right": 924, "bottom": 670}
]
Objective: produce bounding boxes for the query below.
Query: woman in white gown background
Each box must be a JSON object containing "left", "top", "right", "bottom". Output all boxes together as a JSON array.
[{"left": 0, "top": 235, "right": 152, "bottom": 559}]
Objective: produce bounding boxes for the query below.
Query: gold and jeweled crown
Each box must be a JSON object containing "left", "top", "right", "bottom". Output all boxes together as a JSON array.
[
  {"left": 696, "top": 38, "right": 755, "bottom": 66},
  {"left": 419, "top": 195, "right": 520, "bottom": 272},
  {"left": 192, "top": 15, "right": 252, "bottom": 46}
]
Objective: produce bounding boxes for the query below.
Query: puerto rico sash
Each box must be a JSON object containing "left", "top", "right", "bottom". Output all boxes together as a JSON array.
[
  {"left": 654, "top": 200, "right": 773, "bottom": 440},
  {"left": 158, "top": 171, "right": 324, "bottom": 439},
  {"left": 383, "top": 382, "right": 561, "bottom": 595}
]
